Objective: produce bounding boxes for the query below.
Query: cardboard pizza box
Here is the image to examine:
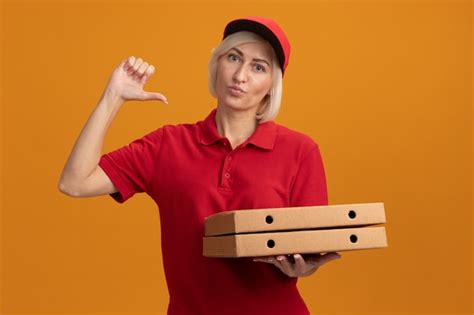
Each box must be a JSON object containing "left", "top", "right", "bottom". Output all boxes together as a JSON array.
[
  {"left": 204, "top": 202, "right": 385, "bottom": 237},
  {"left": 203, "top": 226, "right": 387, "bottom": 258}
]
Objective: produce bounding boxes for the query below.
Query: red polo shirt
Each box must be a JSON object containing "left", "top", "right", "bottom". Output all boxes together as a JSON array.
[{"left": 98, "top": 108, "right": 328, "bottom": 315}]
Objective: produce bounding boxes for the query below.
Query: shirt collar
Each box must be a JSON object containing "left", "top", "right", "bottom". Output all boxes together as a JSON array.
[{"left": 198, "top": 108, "right": 276, "bottom": 150}]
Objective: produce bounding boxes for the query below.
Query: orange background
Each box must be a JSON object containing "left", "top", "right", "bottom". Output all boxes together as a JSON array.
[{"left": 1, "top": 0, "right": 472, "bottom": 314}]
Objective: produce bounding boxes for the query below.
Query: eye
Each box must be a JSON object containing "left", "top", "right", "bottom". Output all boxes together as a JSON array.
[
  {"left": 227, "top": 53, "right": 240, "bottom": 62},
  {"left": 254, "top": 64, "right": 266, "bottom": 72}
]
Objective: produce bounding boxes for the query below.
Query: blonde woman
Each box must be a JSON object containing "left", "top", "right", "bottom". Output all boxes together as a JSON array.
[{"left": 59, "top": 16, "right": 341, "bottom": 315}]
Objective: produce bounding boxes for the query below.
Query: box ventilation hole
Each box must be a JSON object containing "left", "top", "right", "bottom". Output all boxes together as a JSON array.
[{"left": 265, "top": 215, "right": 274, "bottom": 224}]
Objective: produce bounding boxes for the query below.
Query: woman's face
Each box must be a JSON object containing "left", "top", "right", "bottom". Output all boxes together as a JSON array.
[{"left": 215, "top": 41, "right": 274, "bottom": 114}]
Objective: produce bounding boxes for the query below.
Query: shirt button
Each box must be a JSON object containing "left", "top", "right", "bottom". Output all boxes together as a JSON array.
[
  {"left": 224, "top": 173, "right": 231, "bottom": 178},
  {"left": 227, "top": 156, "right": 232, "bottom": 161}
]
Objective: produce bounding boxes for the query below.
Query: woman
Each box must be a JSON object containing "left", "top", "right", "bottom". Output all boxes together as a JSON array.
[{"left": 59, "top": 16, "right": 341, "bottom": 315}]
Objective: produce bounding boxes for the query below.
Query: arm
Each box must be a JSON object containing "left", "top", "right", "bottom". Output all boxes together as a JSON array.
[
  {"left": 58, "top": 56, "right": 167, "bottom": 197},
  {"left": 58, "top": 90, "right": 123, "bottom": 197}
]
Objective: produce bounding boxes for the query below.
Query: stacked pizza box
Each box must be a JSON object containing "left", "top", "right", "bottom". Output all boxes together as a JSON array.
[{"left": 202, "top": 203, "right": 388, "bottom": 258}]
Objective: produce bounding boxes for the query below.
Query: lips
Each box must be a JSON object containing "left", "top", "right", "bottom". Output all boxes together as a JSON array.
[{"left": 229, "top": 86, "right": 245, "bottom": 93}]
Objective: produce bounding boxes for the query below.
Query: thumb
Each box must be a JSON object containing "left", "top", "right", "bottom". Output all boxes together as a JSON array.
[
  {"left": 141, "top": 91, "right": 168, "bottom": 104},
  {"left": 318, "top": 252, "right": 341, "bottom": 266}
]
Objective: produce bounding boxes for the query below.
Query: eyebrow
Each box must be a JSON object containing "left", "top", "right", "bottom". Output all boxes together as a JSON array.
[{"left": 230, "top": 47, "right": 271, "bottom": 67}]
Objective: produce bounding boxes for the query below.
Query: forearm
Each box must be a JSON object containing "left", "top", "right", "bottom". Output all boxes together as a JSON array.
[{"left": 59, "top": 89, "right": 124, "bottom": 191}]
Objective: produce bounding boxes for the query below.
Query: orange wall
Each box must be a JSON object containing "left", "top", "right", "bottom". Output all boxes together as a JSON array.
[{"left": 1, "top": 0, "right": 472, "bottom": 314}]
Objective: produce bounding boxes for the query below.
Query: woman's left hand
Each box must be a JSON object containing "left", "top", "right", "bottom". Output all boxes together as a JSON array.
[{"left": 253, "top": 252, "right": 341, "bottom": 277}]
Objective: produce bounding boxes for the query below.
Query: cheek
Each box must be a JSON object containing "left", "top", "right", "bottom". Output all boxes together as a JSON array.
[
  {"left": 215, "top": 67, "right": 226, "bottom": 92},
  {"left": 254, "top": 76, "right": 273, "bottom": 96},
  {"left": 215, "top": 63, "right": 232, "bottom": 89}
]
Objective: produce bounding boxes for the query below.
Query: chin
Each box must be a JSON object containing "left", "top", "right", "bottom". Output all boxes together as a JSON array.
[{"left": 220, "top": 98, "right": 257, "bottom": 112}]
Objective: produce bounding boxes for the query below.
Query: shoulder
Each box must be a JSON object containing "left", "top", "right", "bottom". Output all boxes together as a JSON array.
[
  {"left": 156, "top": 120, "right": 201, "bottom": 144},
  {"left": 160, "top": 118, "right": 202, "bottom": 133},
  {"left": 160, "top": 122, "right": 197, "bottom": 133},
  {"left": 273, "top": 123, "right": 320, "bottom": 152}
]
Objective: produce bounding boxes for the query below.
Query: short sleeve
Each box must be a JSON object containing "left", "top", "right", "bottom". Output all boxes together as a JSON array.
[
  {"left": 98, "top": 127, "right": 164, "bottom": 203},
  {"left": 289, "top": 144, "right": 328, "bottom": 207}
]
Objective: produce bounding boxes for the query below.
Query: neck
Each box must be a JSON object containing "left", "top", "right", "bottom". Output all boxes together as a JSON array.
[{"left": 215, "top": 105, "right": 259, "bottom": 149}]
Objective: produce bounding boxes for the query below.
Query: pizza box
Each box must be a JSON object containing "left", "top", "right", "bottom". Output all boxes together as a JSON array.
[
  {"left": 203, "top": 226, "right": 387, "bottom": 258},
  {"left": 204, "top": 202, "right": 385, "bottom": 237}
]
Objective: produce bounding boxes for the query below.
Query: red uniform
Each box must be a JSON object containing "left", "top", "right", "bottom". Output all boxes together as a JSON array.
[{"left": 99, "top": 108, "right": 328, "bottom": 315}]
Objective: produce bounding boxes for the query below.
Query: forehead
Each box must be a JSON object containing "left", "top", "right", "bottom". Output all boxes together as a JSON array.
[{"left": 232, "top": 41, "right": 274, "bottom": 61}]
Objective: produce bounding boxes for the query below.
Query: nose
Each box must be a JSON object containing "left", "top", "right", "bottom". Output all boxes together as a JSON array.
[{"left": 232, "top": 64, "right": 248, "bottom": 83}]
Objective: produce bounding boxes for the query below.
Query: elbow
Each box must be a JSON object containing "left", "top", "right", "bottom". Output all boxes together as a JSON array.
[{"left": 58, "top": 180, "right": 82, "bottom": 197}]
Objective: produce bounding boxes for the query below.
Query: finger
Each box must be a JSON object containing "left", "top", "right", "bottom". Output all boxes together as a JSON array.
[
  {"left": 135, "top": 62, "right": 149, "bottom": 78},
  {"left": 277, "top": 255, "right": 293, "bottom": 276},
  {"left": 124, "top": 56, "right": 136, "bottom": 70},
  {"left": 253, "top": 256, "right": 273, "bottom": 263},
  {"left": 144, "top": 64, "right": 156, "bottom": 77},
  {"left": 133, "top": 57, "right": 143, "bottom": 70},
  {"left": 119, "top": 59, "right": 127, "bottom": 69},
  {"left": 315, "top": 252, "right": 341, "bottom": 267},
  {"left": 254, "top": 256, "right": 278, "bottom": 266},
  {"left": 140, "top": 65, "right": 156, "bottom": 84},
  {"left": 253, "top": 259, "right": 275, "bottom": 264},
  {"left": 295, "top": 254, "right": 320, "bottom": 276},
  {"left": 267, "top": 256, "right": 286, "bottom": 271},
  {"left": 302, "top": 253, "right": 323, "bottom": 264},
  {"left": 266, "top": 256, "right": 278, "bottom": 264},
  {"left": 128, "top": 57, "right": 143, "bottom": 74},
  {"left": 294, "top": 254, "right": 306, "bottom": 271},
  {"left": 142, "top": 91, "right": 168, "bottom": 103}
]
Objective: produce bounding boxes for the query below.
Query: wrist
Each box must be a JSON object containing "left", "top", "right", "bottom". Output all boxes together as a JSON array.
[{"left": 101, "top": 88, "right": 125, "bottom": 109}]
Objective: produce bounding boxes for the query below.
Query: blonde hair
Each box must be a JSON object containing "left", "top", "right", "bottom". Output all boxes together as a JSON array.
[{"left": 208, "top": 31, "right": 283, "bottom": 123}]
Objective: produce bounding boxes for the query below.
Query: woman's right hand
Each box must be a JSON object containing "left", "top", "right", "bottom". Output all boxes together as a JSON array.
[{"left": 104, "top": 56, "right": 168, "bottom": 104}]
